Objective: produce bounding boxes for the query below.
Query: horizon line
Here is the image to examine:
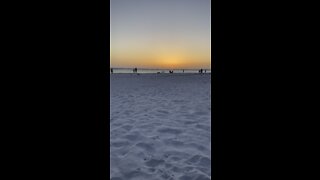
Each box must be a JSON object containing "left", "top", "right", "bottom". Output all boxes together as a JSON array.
[{"left": 110, "top": 67, "right": 211, "bottom": 70}]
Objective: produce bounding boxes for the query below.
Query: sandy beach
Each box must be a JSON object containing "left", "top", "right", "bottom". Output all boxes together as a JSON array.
[{"left": 110, "top": 73, "right": 211, "bottom": 180}]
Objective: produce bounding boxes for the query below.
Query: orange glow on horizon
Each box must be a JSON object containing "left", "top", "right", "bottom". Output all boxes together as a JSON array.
[
  {"left": 111, "top": 45, "right": 211, "bottom": 69},
  {"left": 111, "top": 0, "right": 210, "bottom": 69}
]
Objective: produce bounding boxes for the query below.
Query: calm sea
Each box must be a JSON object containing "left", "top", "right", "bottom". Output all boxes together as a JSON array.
[{"left": 110, "top": 68, "right": 211, "bottom": 74}]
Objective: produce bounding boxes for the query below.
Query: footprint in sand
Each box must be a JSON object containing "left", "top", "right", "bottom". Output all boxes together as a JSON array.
[
  {"left": 135, "top": 142, "right": 155, "bottom": 152},
  {"left": 197, "top": 156, "right": 211, "bottom": 168},
  {"left": 121, "top": 125, "right": 133, "bottom": 131},
  {"left": 157, "top": 127, "right": 182, "bottom": 135},
  {"left": 145, "top": 159, "right": 165, "bottom": 167},
  {"left": 179, "top": 172, "right": 211, "bottom": 180},
  {"left": 184, "top": 155, "right": 211, "bottom": 176},
  {"left": 111, "top": 141, "right": 130, "bottom": 148},
  {"left": 186, "top": 143, "right": 209, "bottom": 152},
  {"left": 110, "top": 177, "right": 123, "bottom": 180},
  {"left": 122, "top": 131, "right": 142, "bottom": 141},
  {"left": 122, "top": 170, "right": 150, "bottom": 179},
  {"left": 185, "top": 155, "right": 202, "bottom": 164},
  {"left": 195, "top": 124, "right": 210, "bottom": 132},
  {"left": 163, "top": 139, "right": 185, "bottom": 147}
]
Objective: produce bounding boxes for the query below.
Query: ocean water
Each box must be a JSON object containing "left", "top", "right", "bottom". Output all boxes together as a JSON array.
[{"left": 110, "top": 68, "right": 211, "bottom": 74}]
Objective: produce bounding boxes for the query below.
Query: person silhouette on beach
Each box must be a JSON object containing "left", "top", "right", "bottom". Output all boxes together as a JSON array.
[
  {"left": 111, "top": 68, "right": 113, "bottom": 74},
  {"left": 133, "top": 68, "right": 137, "bottom": 73}
]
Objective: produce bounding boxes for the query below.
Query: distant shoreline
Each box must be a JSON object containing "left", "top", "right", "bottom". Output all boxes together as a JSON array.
[
  {"left": 110, "top": 68, "right": 211, "bottom": 74},
  {"left": 110, "top": 67, "right": 211, "bottom": 70},
  {"left": 109, "top": 72, "right": 212, "bottom": 74}
]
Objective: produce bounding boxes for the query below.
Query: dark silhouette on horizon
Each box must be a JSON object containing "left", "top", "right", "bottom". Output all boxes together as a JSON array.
[
  {"left": 133, "top": 68, "right": 138, "bottom": 73},
  {"left": 109, "top": 67, "right": 211, "bottom": 74}
]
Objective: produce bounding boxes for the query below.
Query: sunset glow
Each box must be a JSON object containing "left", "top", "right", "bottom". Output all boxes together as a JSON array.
[{"left": 110, "top": 0, "right": 211, "bottom": 69}]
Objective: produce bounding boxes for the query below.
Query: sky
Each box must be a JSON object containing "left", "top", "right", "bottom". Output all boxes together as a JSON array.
[{"left": 110, "top": 0, "right": 211, "bottom": 69}]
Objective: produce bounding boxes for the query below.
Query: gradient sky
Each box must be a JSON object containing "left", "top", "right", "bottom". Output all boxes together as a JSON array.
[{"left": 111, "top": 0, "right": 211, "bottom": 69}]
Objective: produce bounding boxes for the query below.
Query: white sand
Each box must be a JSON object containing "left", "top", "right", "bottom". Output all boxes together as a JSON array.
[{"left": 110, "top": 74, "right": 211, "bottom": 180}]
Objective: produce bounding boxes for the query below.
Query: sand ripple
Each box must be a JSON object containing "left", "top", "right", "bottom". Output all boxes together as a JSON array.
[{"left": 110, "top": 74, "right": 211, "bottom": 180}]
